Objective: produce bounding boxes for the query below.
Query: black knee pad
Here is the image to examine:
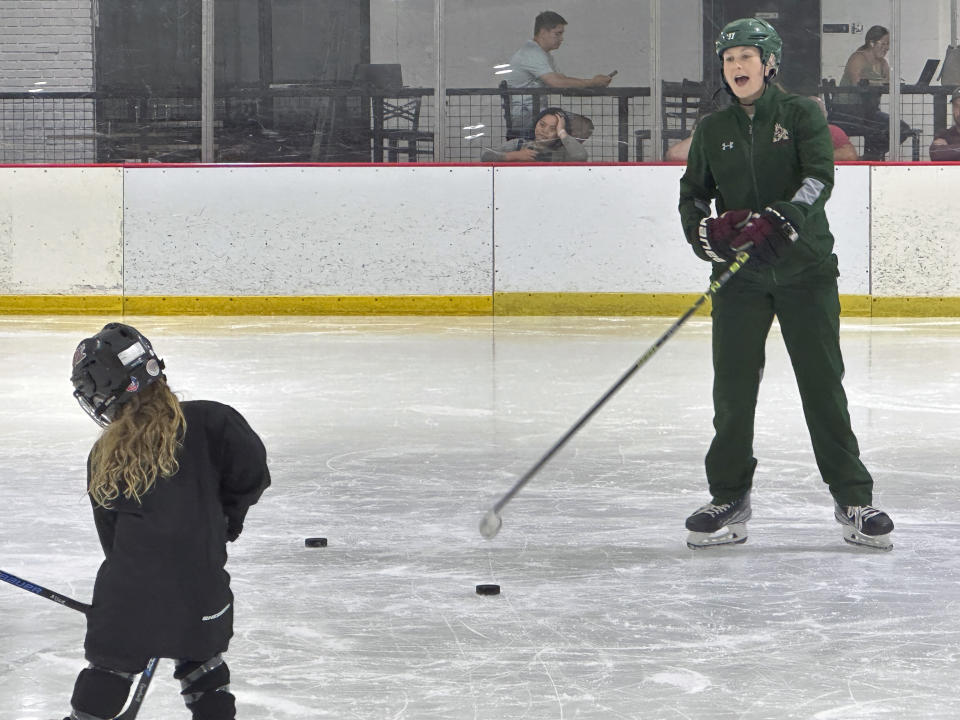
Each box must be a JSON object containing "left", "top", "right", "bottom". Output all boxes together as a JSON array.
[
  {"left": 183, "top": 689, "right": 236, "bottom": 720},
  {"left": 175, "top": 656, "right": 235, "bottom": 720},
  {"left": 70, "top": 666, "right": 133, "bottom": 719}
]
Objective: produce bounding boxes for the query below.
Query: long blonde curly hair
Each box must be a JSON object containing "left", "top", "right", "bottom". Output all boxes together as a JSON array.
[{"left": 88, "top": 380, "right": 186, "bottom": 508}]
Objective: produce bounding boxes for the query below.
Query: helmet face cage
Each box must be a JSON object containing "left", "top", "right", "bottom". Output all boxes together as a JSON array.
[
  {"left": 70, "top": 323, "right": 165, "bottom": 426},
  {"left": 715, "top": 17, "right": 783, "bottom": 78}
]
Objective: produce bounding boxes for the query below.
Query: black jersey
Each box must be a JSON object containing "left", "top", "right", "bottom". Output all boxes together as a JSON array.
[{"left": 84, "top": 400, "right": 270, "bottom": 671}]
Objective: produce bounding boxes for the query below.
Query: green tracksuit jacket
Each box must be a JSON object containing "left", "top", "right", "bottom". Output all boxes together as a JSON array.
[{"left": 677, "top": 84, "right": 873, "bottom": 507}]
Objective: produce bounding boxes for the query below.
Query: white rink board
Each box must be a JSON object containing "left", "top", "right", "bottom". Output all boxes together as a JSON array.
[
  {"left": 828, "top": 164, "right": 870, "bottom": 295},
  {"left": 494, "top": 165, "right": 701, "bottom": 293},
  {"left": 493, "top": 164, "right": 871, "bottom": 295},
  {"left": 0, "top": 167, "right": 123, "bottom": 294},
  {"left": 871, "top": 165, "right": 960, "bottom": 297},
  {"left": 121, "top": 166, "right": 494, "bottom": 296}
]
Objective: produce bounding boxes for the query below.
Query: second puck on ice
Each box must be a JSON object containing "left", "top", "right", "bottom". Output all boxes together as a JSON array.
[
  {"left": 304, "top": 537, "right": 328, "bottom": 548},
  {"left": 475, "top": 584, "right": 501, "bottom": 595}
]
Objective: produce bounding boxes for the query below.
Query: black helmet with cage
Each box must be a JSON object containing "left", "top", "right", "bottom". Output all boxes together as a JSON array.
[{"left": 70, "top": 323, "right": 166, "bottom": 426}]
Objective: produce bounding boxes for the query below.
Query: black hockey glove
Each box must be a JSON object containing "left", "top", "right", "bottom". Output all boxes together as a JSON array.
[
  {"left": 695, "top": 209, "right": 752, "bottom": 263},
  {"left": 732, "top": 207, "right": 800, "bottom": 265}
]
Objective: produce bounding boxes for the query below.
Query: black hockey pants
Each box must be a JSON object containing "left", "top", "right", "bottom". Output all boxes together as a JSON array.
[{"left": 704, "top": 255, "right": 874, "bottom": 507}]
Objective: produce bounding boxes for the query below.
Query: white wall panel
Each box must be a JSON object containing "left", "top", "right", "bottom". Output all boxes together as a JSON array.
[
  {"left": 493, "top": 164, "right": 870, "bottom": 295},
  {"left": 872, "top": 165, "right": 960, "bottom": 297},
  {"left": 0, "top": 167, "right": 122, "bottom": 294},
  {"left": 494, "top": 165, "right": 701, "bottom": 293},
  {"left": 122, "top": 166, "right": 493, "bottom": 296},
  {"left": 829, "top": 164, "right": 871, "bottom": 295},
  {"left": 0, "top": 163, "right": 948, "bottom": 304}
]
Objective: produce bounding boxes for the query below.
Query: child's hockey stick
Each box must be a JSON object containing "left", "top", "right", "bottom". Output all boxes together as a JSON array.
[
  {"left": 0, "top": 568, "right": 158, "bottom": 719},
  {"left": 0, "top": 568, "right": 92, "bottom": 613}
]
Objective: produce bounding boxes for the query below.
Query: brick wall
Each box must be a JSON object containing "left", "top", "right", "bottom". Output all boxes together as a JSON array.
[
  {"left": 0, "top": 1, "right": 94, "bottom": 162},
  {"left": 0, "top": 0, "right": 94, "bottom": 91}
]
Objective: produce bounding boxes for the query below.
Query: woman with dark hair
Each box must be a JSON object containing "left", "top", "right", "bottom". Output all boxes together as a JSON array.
[
  {"left": 833, "top": 24, "right": 913, "bottom": 160},
  {"left": 64, "top": 322, "right": 270, "bottom": 720},
  {"left": 482, "top": 107, "right": 589, "bottom": 162}
]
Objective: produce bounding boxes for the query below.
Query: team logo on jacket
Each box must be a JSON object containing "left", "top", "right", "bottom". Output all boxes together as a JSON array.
[
  {"left": 125, "top": 376, "right": 140, "bottom": 393},
  {"left": 721, "top": 141, "right": 734, "bottom": 150},
  {"left": 772, "top": 123, "right": 790, "bottom": 143}
]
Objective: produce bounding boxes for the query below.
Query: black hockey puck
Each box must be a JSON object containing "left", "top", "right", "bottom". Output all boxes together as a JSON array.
[
  {"left": 304, "top": 537, "right": 327, "bottom": 548},
  {"left": 476, "top": 584, "right": 501, "bottom": 595}
]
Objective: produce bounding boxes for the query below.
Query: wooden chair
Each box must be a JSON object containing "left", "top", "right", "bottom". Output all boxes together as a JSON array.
[
  {"left": 377, "top": 96, "right": 434, "bottom": 162},
  {"left": 661, "top": 79, "right": 703, "bottom": 158}
]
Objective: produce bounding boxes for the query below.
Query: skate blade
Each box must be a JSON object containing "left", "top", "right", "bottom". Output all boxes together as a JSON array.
[
  {"left": 686, "top": 523, "right": 748, "bottom": 550},
  {"left": 841, "top": 528, "right": 893, "bottom": 551}
]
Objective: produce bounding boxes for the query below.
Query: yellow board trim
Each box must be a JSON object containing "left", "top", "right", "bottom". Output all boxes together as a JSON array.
[
  {"left": 838, "top": 294, "right": 872, "bottom": 317},
  {"left": 0, "top": 293, "right": 957, "bottom": 317},
  {"left": 121, "top": 295, "right": 492, "bottom": 316},
  {"left": 871, "top": 296, "right": 960, "bottom": 317},
  {"left": 493, "top": 292, "right": 711, "bottom": 316},
  {"left": 0, "top": 295, "right": 123, "bottom": 315}
]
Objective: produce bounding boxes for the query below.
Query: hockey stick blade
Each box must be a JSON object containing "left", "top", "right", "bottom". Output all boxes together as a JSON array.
[
  {"left": 0, "top": 568, "right": 158, "bottom": 719},
  {"left": 479, "top": 249, "right": 751, "bottom": 539}
]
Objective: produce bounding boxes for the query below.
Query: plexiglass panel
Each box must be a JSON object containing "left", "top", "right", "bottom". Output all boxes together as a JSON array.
[
  {"left": 214, "top": 0, "right": 420, "bottom": 163},
  {"left": 367, "top": 0, "right": 436, "bottom": 162},
  {"left": 0, "top": 1, "right": 957, "bottom": 164},
  {"left": 96, "top": 0, "right": 203, "bottom": 163},
  {"left": 444, "top": 1, "right": 652, "bottom": 162},
  {"left": 892, "top": 0, "right": 955, "bottom": 161}
]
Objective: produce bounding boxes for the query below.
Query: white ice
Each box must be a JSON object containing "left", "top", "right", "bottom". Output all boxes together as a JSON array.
[{"left": 1, "top": 315, "right": 959, "bottom": 719}]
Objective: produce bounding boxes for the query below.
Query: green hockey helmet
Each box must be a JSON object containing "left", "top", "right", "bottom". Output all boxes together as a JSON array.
[{"left": 715, "top": 17, "right": 782, "bottom": 76}]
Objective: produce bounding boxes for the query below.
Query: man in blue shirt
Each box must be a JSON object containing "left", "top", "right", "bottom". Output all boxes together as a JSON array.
[{"left": 505, "top": 11, "right": 613, "bottom": 136}]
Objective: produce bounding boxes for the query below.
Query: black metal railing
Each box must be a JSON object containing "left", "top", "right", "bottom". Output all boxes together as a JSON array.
[{"left": 0, "top": 84, "right": 953, "bottom": 164}]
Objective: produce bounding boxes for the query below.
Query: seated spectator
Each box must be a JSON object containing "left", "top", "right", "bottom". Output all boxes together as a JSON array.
[
  {"left": 482, "top": 107, "right": 587, "bottom": 162},
  {"left": 505, "top": 11, "right": 613, "bottom": 137},
  {"left": 930, "top": 90, "right": 960, "bottom": 161},
  {"left": 832, "top": 25, "right": 913, "bottom": 160},
  {"left": 809, "top": 96, "right": 859, "bottom": 161}
]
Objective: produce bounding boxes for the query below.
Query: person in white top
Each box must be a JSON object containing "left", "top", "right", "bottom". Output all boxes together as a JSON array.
[{"left": 505, "top": 11, "right": 613, "bottom": 136}]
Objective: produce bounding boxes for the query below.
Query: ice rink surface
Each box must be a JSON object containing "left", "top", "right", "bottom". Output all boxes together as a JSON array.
[{"left": 1, "top": 314, "right": 959, "bottom": 719}]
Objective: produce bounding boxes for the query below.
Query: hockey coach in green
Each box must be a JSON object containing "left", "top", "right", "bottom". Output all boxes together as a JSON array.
[{"left": 677, "top": 17, "right": 894, "bottom": 551}]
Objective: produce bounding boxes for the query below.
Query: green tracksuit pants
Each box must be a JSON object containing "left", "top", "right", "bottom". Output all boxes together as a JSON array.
[{"left": 705, "top": 255, "right": 874, "bottom": 507}]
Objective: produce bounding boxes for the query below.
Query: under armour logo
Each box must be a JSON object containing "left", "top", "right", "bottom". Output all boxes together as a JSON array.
[{"left": 721, "top": 141, "right": 734, "bottom": 150}]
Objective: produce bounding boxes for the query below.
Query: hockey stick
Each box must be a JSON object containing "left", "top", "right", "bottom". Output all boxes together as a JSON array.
[
  {"left": 0, "top": 568, "right": 92, "bottom": 613},
  {"left": 0, "top": 568, "right": 158, "bottom": 719},
  {"left": 479, "top": 248, "right": 752, "bottom": 539},
  {"left": 118, "top": 656, "right": 158, "bottom": 720}
]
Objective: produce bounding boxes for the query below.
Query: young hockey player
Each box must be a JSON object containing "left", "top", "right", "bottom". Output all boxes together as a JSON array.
[
  {"left": 65, "top": 322, "right": 270, "bottom": 719},
  {"left": 678, "top": 18, "right": 893, "bottom": 550}
]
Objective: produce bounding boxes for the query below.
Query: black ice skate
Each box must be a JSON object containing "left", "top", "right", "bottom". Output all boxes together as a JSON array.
[
  {"left": 685, "top": 492, "right": 751, "bottom": 549},
  {"left": 834, "top": 503, "right": 894, "bottom": 551}
]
